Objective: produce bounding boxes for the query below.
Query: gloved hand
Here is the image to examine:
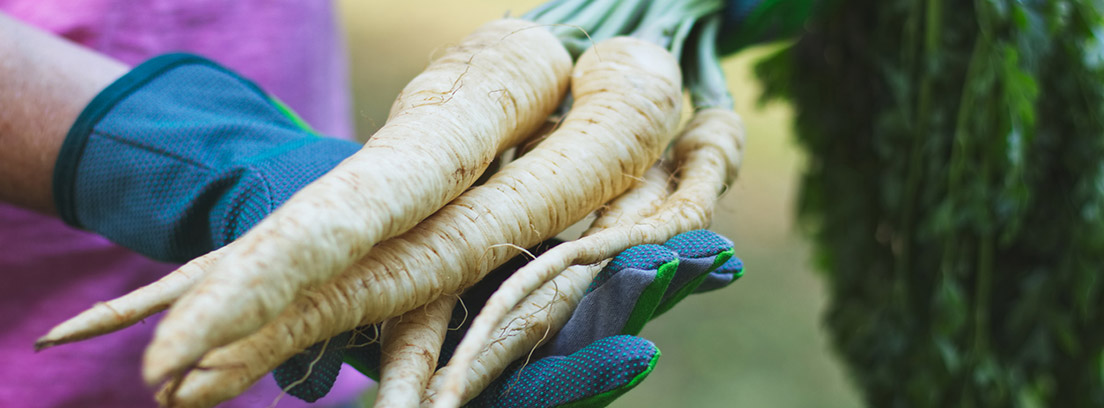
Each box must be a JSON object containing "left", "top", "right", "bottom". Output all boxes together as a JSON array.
[
  {"left": 53, "top": 53, "right": 361, "bottom": 262},
  {"left": 468, "top": 230, "right": 743, "bottom": 408},
  {"left": 275, "top": 230, "right": 744, "bottom": 408},
  {"left": 718, "top": 0, "right": 815, "bottom": 55}
]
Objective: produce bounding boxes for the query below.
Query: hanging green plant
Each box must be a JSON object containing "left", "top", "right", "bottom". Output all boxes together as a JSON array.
[{"left": 757, "top": 0, "right": 1104, "bottom": 406}]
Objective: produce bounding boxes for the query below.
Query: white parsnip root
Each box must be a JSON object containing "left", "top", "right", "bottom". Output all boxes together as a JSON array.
[
  {"left": 140, "top": 18, "right": 573, "bottom": 385},
  {"left": 579, "top": 167, "right": 675, "bottom": 238},
  {"left": 373, "top": 296, "right": 458, "bottom": 408},
  {"left": 432, "top": 107, "right": 746, "bottom": 407},
  {"left": 381, "top": 165, "right": 670, "bottom": 407},
  {"left": 423, "top": 165, "right": 673, "bottom": 406},
  {"left": 31, "top": 3, "right": 754, "bottom": 407},
  {"left": 154, "top": 36, "right": 683, "bottom": 408},
  {"left": 35, "top": 244, "right": 230, "bottom": 350},
  {"left": 35, "top": 110, "right": 566, "bottom": 353}
]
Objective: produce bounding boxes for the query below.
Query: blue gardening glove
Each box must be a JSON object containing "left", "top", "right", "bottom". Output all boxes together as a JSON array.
[
  {"left": 53, "top": 53, "right": 360, "bottom": 263},
  {"left": 276, "top": 230, "right": 743, "bottom": 407},
  {"left": 533, "top": 230, "right": 739, "bottom": 357},
  {"left": 718, "top": 0, "right": 815, "bottom": 55},
  {"left": 470, "top": 230, "right": 742, "bottom": 408}
]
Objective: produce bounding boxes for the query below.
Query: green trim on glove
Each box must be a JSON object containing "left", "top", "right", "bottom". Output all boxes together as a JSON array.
[
  {"left": 556, "top": 349, "right": 662, "bottom": 408},
  {"left": 269, "top": 96, "right": 319, "bottom": 135},
  {"left": 621, "top": 259, "right": 680, "bottom": 335},
  {"left": 652, "top": 248, "right": 734, "bottom": 318}
]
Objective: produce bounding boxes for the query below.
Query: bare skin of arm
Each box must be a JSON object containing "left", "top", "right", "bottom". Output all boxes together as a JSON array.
[{"left": 0, "top": 12, "right": 126, "bottom": 214}]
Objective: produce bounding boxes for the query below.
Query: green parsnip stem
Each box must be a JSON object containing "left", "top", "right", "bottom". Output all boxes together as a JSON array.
[
  {"left": 433, "top": 108, "right": 745, "bottom": 408},
  {"left": 155, "top": 35, "right": 682, "bottom": 408},
  {"left": 142, "top": 18, "right": 573, "bottom": 385},
  {"left": 423, "top": 165, "right": 672, "bottom": 406}
]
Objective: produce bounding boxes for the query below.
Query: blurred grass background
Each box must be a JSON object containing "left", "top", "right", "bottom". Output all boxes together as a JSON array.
[{"left": 336, "top": 1, "right": 862, "bottom": 406}]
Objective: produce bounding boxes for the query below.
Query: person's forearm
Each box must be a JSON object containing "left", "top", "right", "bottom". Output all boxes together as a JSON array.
[{"left": 0, "top": 12, "right": 126, "bottom": 214}]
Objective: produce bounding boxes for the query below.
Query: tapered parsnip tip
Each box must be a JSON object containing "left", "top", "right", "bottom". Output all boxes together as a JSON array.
[
  {"left": 35, "top": 303, "right": 123, "bottom": 350},
  {"left": 38, "top": 247, "right": 219, "bottom": 354},
  {"left": 142, "top": 339, "right": 199, "bottom": 387},
  {"left": 431, "top": 392, "right": 460, "bottom": 408},
  {"left": 154, "top": 374, "right": 192, "bottom": 408},
  {"left": 32, "top": 339, "right": 55, "bottom": 352},
  {"left": 143, "top": 275, "right": 263, "bottom": 386},
  {"left": 33, "top": 306, "right": 110, "bottom": 350},
  {"left": 35, "top": 325, "right": 72, "bottom": 351},
  {"left": 156, "top": 362, "right": 249, "bottom": 408},
  {"left": 34, "top": 330, "right": 83, "bottom": 352}
]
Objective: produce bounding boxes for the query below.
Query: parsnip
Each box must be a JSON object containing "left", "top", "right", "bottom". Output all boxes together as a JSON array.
[
  {"left": 432, "top": 108, "right": 745, "bottom": 407},
  {"left": 140, "top": 19, "right": 573, "bottom": 385},
  {"left": 422, "top": 165, "right": 672, "bottom": 405},
  {"left": 153, "top": 36, "right": 683, "bottom": 408},
  {"left": 373, "top": 297, "right": 457, "bottom": 408}
]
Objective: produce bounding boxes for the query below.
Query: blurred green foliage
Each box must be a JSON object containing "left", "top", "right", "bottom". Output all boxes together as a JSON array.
[{"left": 756, "top": 0, "right": 1104, "bottom": 406}]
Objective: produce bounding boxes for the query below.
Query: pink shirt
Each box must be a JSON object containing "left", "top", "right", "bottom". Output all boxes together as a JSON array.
[{"left": 0, "top": 1, "right": 371, "bottom": 406}]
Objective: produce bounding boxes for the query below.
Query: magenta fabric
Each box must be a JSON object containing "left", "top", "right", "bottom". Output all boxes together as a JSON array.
[{"left": 0, "top": 1, "right": 371, "bottom": 407}]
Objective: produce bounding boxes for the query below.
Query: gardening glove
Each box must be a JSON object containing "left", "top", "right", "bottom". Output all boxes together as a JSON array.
[
  {"left": 53, "top": 53, "right": 360, "bottom": 263},
  {"left": 528, "top": 230, "right": 740, "bottom": 358},
  {"left": 718, "top": 0, "right": 815, "bottom": 55},
  {"left": 468, "top": 230, "right": 742, "bottom": 408},
  {"left": 275, "top": 230, "right": 743, "bottom": 408}
]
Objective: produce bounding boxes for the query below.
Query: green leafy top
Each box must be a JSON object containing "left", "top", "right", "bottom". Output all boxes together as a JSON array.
[{"left": 755, "top": 0, "right": 1104, "bottom": 405}]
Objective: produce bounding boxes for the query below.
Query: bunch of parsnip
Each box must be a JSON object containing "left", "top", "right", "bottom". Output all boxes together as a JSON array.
[{"left": 38, "top": 1, "right": 748, "bottom": 406}]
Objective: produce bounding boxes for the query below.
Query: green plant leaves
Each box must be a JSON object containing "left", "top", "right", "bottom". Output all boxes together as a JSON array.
[{"left": 756, "top": 0, "right": 1104, "bottom": 405}]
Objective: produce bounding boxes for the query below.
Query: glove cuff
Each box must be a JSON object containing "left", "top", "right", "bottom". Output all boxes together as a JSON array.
[
  {"left": 56, "top": 54, "right": 202, "bottom": 227},
  {"left": 53, "top": 53, "right": 357, "bottom": 261}
]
